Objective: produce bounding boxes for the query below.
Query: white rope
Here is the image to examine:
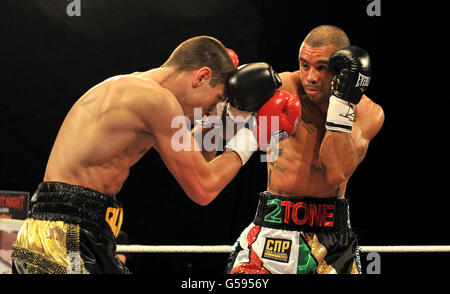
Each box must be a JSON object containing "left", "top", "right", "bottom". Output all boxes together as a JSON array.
[
  {"left": 358, "top": 245, "right": 450, "bottom": 253},
  {"left": 116, "top": 244, "right": 450, "bottom": 254},
  {"left": 116, "top": 245, "right": 233, "bottom": 253}
]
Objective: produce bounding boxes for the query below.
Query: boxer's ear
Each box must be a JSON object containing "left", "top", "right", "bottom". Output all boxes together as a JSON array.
[{"left": 192, "top": 67, "right": 212, "bottom": 88}]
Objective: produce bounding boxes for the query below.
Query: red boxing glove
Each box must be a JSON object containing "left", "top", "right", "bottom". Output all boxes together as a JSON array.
[
  {"left": 227, "top": 48, "right": 239, "bottom": 68},
  {"left": 254, "top": 90, "right": 301, "bottom": 150},
  {"left": 224, "top": 90, "right": 300, "bottom": 165}
]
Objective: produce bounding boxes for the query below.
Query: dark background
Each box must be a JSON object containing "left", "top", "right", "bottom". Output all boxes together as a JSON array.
[{"left": 0, "top": 0, "right": 446, "bottom": 276}]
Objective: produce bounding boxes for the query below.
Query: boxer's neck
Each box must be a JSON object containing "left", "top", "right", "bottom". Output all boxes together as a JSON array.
[{"left": 141, "top": 67, "right": 192, "bottom": 101}]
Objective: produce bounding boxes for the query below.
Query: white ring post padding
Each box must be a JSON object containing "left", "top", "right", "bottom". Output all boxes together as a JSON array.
[{"left": 115, "top": 245, "right": 450, "bottom": 254}]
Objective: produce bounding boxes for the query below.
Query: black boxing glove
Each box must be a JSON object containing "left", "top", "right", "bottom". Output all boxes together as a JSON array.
[
  {"left": 325, "top": 46, "right": 371, "bottom": 133},
  {"left": 225, "top": 62, "right": 282, "bottom": 112}
]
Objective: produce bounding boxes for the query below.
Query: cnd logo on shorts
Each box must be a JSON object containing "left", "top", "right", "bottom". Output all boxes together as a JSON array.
[
  {"left": 66, "top": 0, "right": 81, "bottom": 17},
  {"left": 366, "top": 0, "right": 381, "bottom": 17}
]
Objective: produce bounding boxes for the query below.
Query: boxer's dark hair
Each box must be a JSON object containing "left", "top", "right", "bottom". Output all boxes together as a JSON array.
[
  {"left": 162, "top": 36, "right": 235, "bottom": 87},
  {"left": 300, "top": 25, "right": 350, "bottom": 53}
]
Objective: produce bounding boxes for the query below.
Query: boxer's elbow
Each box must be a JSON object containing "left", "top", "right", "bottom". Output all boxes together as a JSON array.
[
  {"left": 320, "top": 153, "right": 353, "bottom": 187},
  {"left": 194, "top": 196, "right": 214, "bottom": 206},
  {"left": 190, "top": 191, "right": 216, "bottom": 206},
  {"left": 187, "top": 182, "right": 218, "bottom": 206},
  {"left": 324, "top": 170, "right": 346, "bottom": 186}
]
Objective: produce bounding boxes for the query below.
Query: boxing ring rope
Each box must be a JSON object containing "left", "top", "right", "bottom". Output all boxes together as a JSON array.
[
  {"left": 116, "top": 245, "right": 233, "bottom": 254},
  {"left": 116, "top": 244, "right": 450, "bottom": 254}
]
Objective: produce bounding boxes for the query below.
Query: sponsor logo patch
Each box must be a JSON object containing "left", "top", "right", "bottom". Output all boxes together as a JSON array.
[
  {"left": 262, "top": 238, "right": 292, "bottom": 263},
  {"left": 355, "top": 72, "right": 371, "bottom": 87}
]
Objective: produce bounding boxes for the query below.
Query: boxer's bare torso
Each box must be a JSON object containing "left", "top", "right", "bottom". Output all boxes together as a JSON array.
[
  {"left": 44, "top": 68, "right": 230, "bottom": 199},
  {"left": 44, "top": 73, "right": 156, "bottom": 196},
  {"left": 266, "top": 72, "right": 384, "bottom": 199}
]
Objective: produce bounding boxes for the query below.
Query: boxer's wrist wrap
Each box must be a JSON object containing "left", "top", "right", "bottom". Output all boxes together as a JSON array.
[
  {"left": 225, "top": 127, "right": 257, "bottom": 166},
  {"left": 227, "top": 104, "right": 253, "bottom": 123},
  {"left": 325, "top": 95, "right": 355, "bottom": 133}
]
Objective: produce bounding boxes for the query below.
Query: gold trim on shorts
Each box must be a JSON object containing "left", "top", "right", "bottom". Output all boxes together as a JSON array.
[
  {"left": 11, "top": 219, "right": 86, "bottom": 274},
  {"left": 301, "top": 232, "right": 338, "bottom": 274},
  {"left": 301, "top": 232, "right": 360, "bottom": 274}
]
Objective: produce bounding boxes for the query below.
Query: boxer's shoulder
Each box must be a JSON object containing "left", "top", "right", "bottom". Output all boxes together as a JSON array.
[
  {"left": 106, "top": 74, "right": 181, "bottom": 113},
  {"left": 279, "top": 71, "right": 302, "bottom": 96},
  {"left": 105, "top": 74, "right": 160, "bottom": 96}
]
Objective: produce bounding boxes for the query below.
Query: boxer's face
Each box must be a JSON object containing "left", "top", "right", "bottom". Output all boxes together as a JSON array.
[
  {"left": 196, "top": 83, "right": 226, "bottom": 117},
  {"left": 298, "top": 44, "right": 336, "bottom": 105},
  {"left": 184, "top": 68, "right": 226, "bottom": 122}
]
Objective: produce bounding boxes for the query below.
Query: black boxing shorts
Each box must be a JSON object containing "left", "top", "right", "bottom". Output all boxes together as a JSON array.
[
  {"left": 226, "top": 192, "right": 361, "bottom": 274},
  {"left": 11, "top": 182, "right": 129, "bottom": 274}
]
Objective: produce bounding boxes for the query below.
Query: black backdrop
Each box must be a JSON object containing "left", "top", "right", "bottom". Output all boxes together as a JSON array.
[{"left": 0, "top": 0, "right": 447, "bottom": 276}]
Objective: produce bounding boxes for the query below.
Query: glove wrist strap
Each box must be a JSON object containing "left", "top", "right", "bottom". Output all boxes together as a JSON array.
[
  {"left": 225, "top": 127, "right": 257, "bottom": 166},
  {"left": 325, "top": 95, "right": 355, "bottom": 133}
]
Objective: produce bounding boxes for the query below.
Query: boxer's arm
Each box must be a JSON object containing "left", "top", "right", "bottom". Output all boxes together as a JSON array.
[
  {"left": 139, "top": 91, "right": 241, "bottom": 205},
  {"left": 321, "top": 46, "right": 384, "bottom": 186},
  {"left": 319, "top": 96, "right": 384, "bottom": 185},
  {"left": 192, "top": 126, "right": 218, "bottom": 161},
  {"left": 191, "top": 101, "right": 238, "bottom": 162},
  {"left": 192, "top": 118, "right": 219, "bottom": 162},
  {"left": 319, "top": 130, "right": 362, "bottom": 185}
]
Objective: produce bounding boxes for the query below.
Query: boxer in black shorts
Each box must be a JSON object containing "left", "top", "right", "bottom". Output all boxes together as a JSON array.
[
  {"left": 12, "top": 182, "right": 128, "bottom": 274},
  {"left": 11, "top": 36, "right": 299, "bottom": 274}
]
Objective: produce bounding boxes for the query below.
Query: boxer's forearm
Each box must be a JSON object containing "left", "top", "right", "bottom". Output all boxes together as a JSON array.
[
  {"left": 191, "top": 115, "right": 224, "bottom": 162},
  {"left": 192, "top": 127, "right": 218, "bottom": 162},
  {"left": 199, "top": 130, "right": 218, "bottom": 162},
  {"left": 207, "top": 151, "right": 242, "bottom": 194},
  {"left": 201, "top": 149, "right": 218, "bottom": 162},
  {"left": 187, "top": 151, "right": 241, "bottom": 206},
  {"left": 319, "top": 131, "right": 359, "bottom": 185},
  {"left": 172, "top": 150, "right": 241, "bottom": 206}
]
